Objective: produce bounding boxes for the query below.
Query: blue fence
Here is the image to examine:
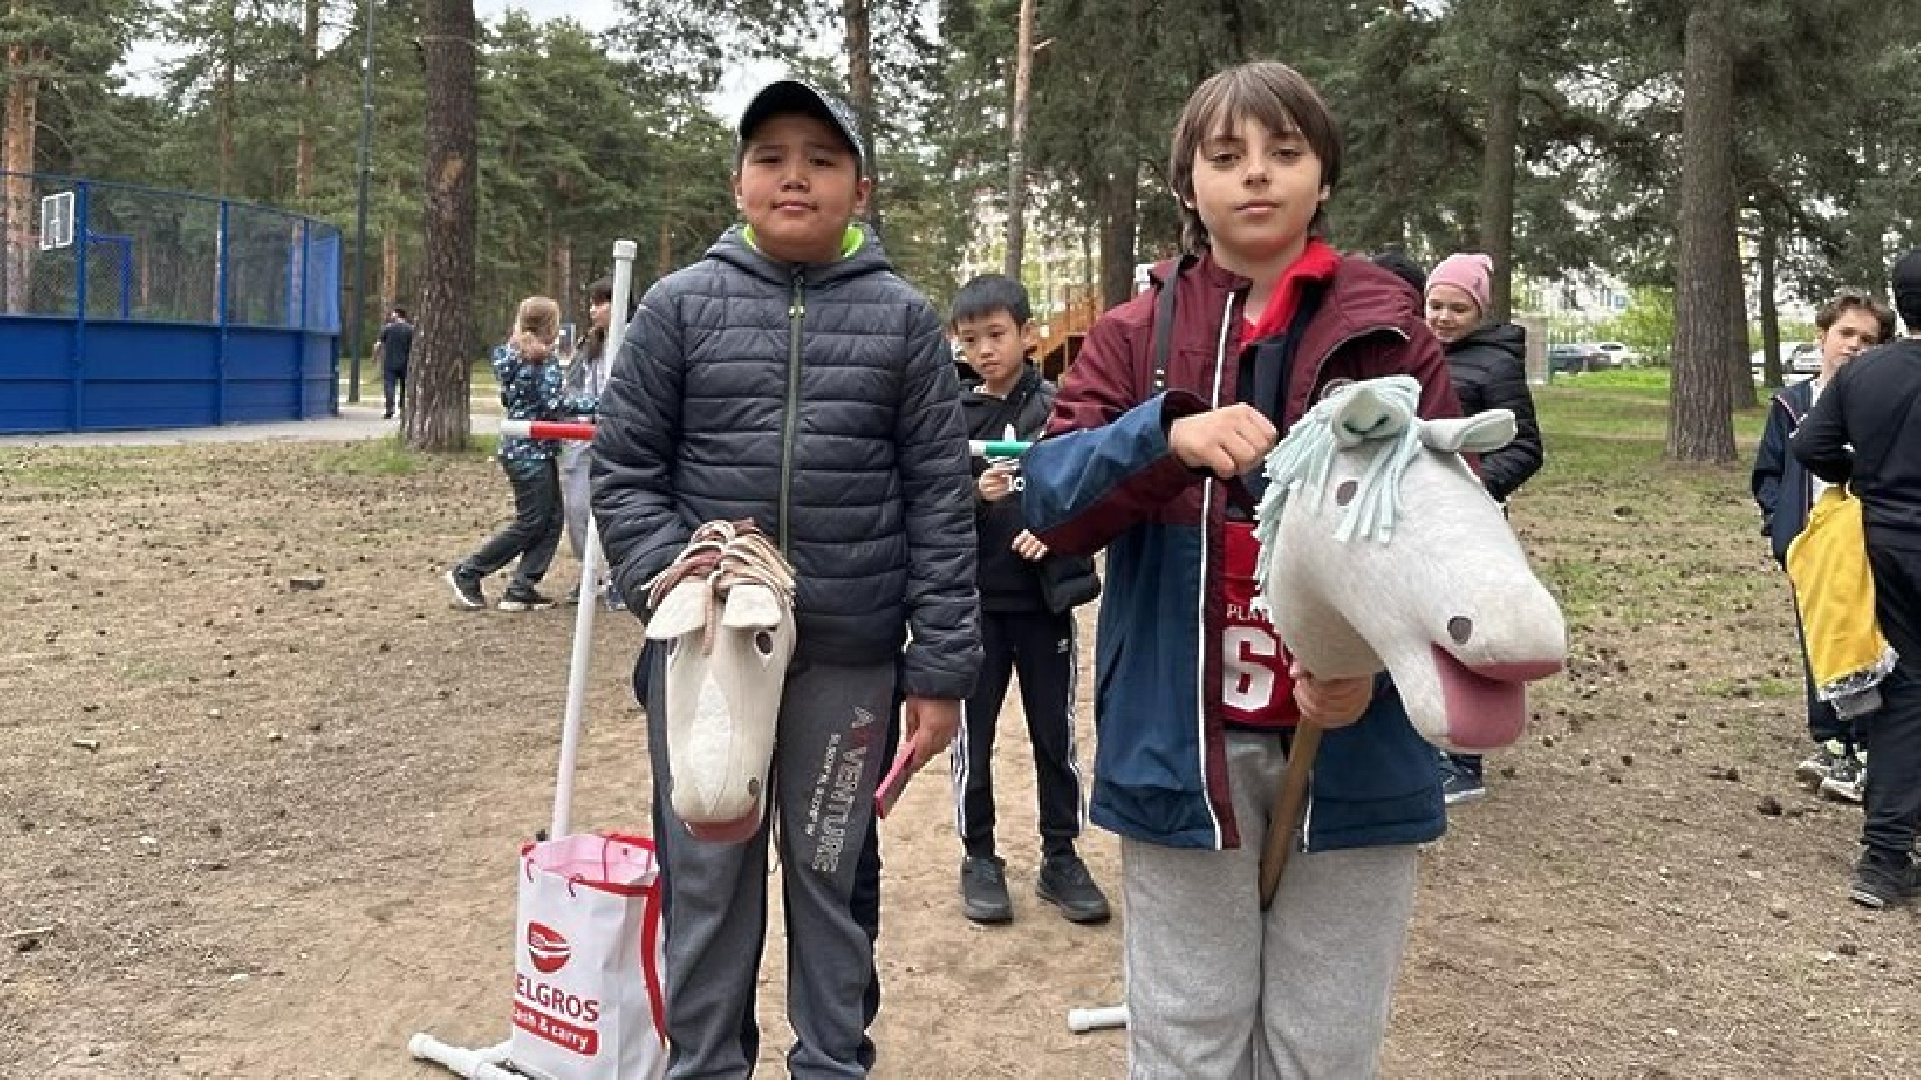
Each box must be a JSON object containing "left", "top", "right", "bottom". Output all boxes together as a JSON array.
[{"left": 0, "top": 172, "right": 341, "bottom": 433}]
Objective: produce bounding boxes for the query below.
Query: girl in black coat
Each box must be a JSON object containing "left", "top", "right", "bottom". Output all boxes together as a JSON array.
[{"left": 1425, "top": 252, "right": 1546, "bottom": 801}]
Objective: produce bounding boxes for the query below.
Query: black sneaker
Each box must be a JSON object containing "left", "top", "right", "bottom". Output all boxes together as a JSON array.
[
  {"left": 497, "top": 584, "right": 556, "bottom": 612},
  {"left": 1849, "top": 852, "right": 1920, "bottom": 910},
  {"left": 1441, "top": 756, "right": 1487, "bottom": 806},
  {"left": 445, "top": 568, "right": 486, "bottom": 611},
  {"left": 961, "top": 855, "right": 1013, "bottom": 924},
  {"left": 1037, "top": 853, "right": 1111, "bottom": 924}
]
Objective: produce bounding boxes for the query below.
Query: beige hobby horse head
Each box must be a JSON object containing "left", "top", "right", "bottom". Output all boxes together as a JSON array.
[
  {"left": 644, "top": 521, "right": 797, "bottom": 841},
  {"left": 1253, "top": 375, "right": 1567, "bottom": 751}
]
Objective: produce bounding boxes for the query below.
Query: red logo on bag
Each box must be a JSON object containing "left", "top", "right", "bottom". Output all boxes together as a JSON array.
[{"left": 527, "top": 922, "right": 571, "bottom": 975}]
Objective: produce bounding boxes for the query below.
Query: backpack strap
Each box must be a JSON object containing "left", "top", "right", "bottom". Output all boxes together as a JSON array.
[
  {"left": 1149, "top": 255, "right": 1196, "bottom": 394},
  {"left": 1147, "top": 254, "right": 1257, "bottom": 515}
]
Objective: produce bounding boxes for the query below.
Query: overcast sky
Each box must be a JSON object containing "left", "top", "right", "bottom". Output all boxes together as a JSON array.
[{"left": 117, "top": 1, "right": 778, "bottom": 121}]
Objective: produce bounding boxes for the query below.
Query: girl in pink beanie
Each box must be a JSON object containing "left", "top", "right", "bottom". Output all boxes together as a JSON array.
[
  {"left": 1422, "top": 250, "right": 1541, "bottom": 806},
  {"left": 1424, "top": 252, "right": 1494, "bottom": 341}
]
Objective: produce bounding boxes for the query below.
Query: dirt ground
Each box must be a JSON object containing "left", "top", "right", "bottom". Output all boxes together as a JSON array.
[{"left": 2, "top": 434, "right": 1916, "bottom": 1079}]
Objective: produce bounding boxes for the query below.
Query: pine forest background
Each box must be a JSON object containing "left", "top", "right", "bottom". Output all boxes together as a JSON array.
[{"left": 5, "top": 0, "right": 1921, "bottom": 460}]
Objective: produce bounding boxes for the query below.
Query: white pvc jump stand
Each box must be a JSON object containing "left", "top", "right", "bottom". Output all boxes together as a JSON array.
[
  {"left": 408, "top": 1035, "right": 520, "bottom": 1079},
  {"left": 410, "top": 238, "right": 639, "bottom": 1079},
  {"left": 1067, "top": 1004, "right": 1127, "bottom": 1033}
]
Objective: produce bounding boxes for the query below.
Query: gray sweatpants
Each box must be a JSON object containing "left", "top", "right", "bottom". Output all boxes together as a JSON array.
[
  {"left": 1122, "top": 732, "right": 1420, "bottom": 1079},
  {"left": 646, "top": 653, "right": 896, "bottom": 1079}
]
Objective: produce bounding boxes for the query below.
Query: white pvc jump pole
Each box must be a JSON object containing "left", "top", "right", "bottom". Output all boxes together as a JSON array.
[
  {"left": 543, "top": 237, "right": 638, "bottom": 841},
  {"left": 411, "top": 238, "right": 639, "bottom": 1078}
]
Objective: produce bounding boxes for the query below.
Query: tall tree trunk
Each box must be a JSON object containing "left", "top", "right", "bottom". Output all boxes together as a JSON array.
[
  {"left": 1478, "top": 31, "right": 1519, "bottom": 323},
  {"left": 657, "top": 218, "right": 673, "bottom": 279},
  {"left": 1747, "top": 224, "right": 1777, "bottom": 402},
  {"left": 3, "top": 40, "right": 42, "bottom": 314},
  {"left": 1002, "top": 0, "right": 1035, "bottom": 281},
  {"left": 380, "top": 227, "right": 398, "bottom": 314},
  {"left": 1667, "top": 1, "right": 1739, "bottom": 463},
  {"left": 1099, "top": 164, "right": 1138, "bottom": 309},
  {"left": 841, "top": 0, "right": 880, "bottom": 236},
  {"left": 407, "top": 0, "right": 479, "bottom": 453},
  {"left": 296, "top": 0, "right": 319, "bottom": 201}
]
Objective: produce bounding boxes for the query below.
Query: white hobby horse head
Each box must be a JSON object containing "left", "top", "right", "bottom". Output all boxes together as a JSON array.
[
  {"left": 1252, "top": 375, "right": 1566, "bottom": 751},
  {"left": 644, "top": 521, "right": 797, "bottom": 842}
]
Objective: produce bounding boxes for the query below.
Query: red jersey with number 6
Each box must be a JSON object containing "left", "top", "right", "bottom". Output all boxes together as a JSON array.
[{"left": 1220, "top": 520, "right": 1299, "bottom": 729}]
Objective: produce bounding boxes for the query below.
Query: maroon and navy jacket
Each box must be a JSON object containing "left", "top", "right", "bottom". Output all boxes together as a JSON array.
[{"left": 1021, "top": 250, "right": 1460, "bottom": 851}]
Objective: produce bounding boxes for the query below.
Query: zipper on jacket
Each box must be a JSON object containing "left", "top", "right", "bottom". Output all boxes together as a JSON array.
[{"left": 779, "top": 270, "right": 805, "bottom": 555}]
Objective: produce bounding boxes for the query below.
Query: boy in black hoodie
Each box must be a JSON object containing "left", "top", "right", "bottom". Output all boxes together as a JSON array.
[{"left": 947, "top": 274, "right": 1108, "bottom": 926}]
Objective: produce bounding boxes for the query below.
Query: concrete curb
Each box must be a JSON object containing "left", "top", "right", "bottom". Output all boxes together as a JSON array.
[{"left": 0, "top": 406, "right": 504, "bottom": 449}]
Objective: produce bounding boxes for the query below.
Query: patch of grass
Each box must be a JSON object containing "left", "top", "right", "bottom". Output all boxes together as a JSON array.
[
  {"left": 317, "top": 438, "right": 420, "bottom": 477},
  {"left": 119, "top": 658, "right": 183, "bottom": 683},
  {"left": 1535, "top": 382, "right": 1767, "bottom": 453},
  {"left": 1554, "top": 367, "right": 1673, "bottom": 392},
  {"left": 2, "top": 449, "right": 166, "bottom": 490},
  {"left": 318, "top": 433, "right": 499, "bottom": 475}
]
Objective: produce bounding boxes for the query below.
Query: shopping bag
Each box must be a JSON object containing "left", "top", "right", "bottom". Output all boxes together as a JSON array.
[{"left": 509, "top": 833, "right": 667, "bottom": 1080}]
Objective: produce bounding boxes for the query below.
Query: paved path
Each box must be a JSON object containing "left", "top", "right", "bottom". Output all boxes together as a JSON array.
[{"left": 0, "top": 405, "right": 502, "bottom": 449}]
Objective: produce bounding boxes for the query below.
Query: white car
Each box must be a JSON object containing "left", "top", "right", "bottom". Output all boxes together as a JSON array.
[
  {"left": 1592, "top": 341, "right": 1642, "bottom": 368},
  {"left": 1750, "top": 343, "right": 1819, "bottom": 384}
]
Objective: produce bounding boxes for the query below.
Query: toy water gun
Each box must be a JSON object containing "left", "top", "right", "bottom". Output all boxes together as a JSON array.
[{"left": 968, "top": 439, "right": 1033, "bottom": 459}]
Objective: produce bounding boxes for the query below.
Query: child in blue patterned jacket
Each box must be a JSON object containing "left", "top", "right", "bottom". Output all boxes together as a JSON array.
[{"left": 446, "top": 296, "right": 569, "bottom": 612}]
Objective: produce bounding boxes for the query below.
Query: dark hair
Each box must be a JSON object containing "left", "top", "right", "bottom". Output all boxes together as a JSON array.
[
  {"left": 390, "top": 306, "right": 409, "bottom": 320},
  {"left": 1816, "top": 289, "right": 1895, "bottom": 342},
  {"left": 1170, "top": 62, "right": 1342, "bottom": 254},
  {"left": 582, "top": 276, "right": 621, "bottom": 356},
  {"left": 1371, "top": 250, "right": 1427, "bottom": 298},
  {"left": 949, "top": 273, "right": 1032, "bottom": 329}
]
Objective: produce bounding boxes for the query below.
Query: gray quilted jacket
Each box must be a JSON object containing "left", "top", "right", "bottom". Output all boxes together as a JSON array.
[{"left": 591, "top": 226, "right": 981, "bottom": 700}]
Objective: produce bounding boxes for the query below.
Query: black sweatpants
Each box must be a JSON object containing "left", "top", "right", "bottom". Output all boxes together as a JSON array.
[
  {"left": 951, "top": 608, "right": 1083, "bottom": 861},
  {"left": 1793, "top": 605, "right": 1850, "bottom": 747},
  {"left": 461, "top": 456, "right": 562, "bottom": 591},
  {"left": 1861, "top": 541, "right": 1921, "bottom": 862}
]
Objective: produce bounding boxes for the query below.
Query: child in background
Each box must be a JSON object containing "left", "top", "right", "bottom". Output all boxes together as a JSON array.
[
  {"left": 1752, "top": 289, "right": 1894, "bottom": 801},
  {"left": 445, "top": 296, "right": 567, "bottom": 612},
  {"left": 946, "top": 273, "right": 1108, "bottom": 926},
  {"left": 558, "top": 276, "right": 623, "bottom": 609},
  {"left": 1022, "top": 61, "right": 1460, "bottom": 1076},
  {"left": 1423, "top": 250, "right": 1544, "bottom": 803}
]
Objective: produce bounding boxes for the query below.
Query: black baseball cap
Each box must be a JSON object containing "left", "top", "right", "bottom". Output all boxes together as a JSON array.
[
  {"left": 1891, "top": 249, "right": 1921, "bottom": 330},
  {"left": 736, "top": 80, "right": 867, "bottom": 175},
  {"left": 1892, "top": 249, "right": 1921, "bottom": 302}
]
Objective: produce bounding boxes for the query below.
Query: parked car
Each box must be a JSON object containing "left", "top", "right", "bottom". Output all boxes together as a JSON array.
[
  {"left": 1548, "top": 342, "right": 1606, "bottom": 374},
  {"left": 1593, "top": 341, "right": 1642, "bottom": 367},
  {"left": 1749, "top": 342, "right": 1820, "bottom": 384}
]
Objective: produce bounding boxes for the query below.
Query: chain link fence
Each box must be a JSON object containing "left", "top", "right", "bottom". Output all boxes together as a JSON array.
[{"left": 0, "top": 172, "right": 339, "bottom": 332}]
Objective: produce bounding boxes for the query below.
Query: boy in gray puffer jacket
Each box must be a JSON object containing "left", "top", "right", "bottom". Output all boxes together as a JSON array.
[{"left": 590, "top": 79, "right": 980, "bottom": 1078}]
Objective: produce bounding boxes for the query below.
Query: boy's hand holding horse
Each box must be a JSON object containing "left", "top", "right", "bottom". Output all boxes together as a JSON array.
[
  {"left": 1169, "top": 404, "right": 1277, "bottom": 478},
  {"left": 1289, "top": 662, "right": 1371, "bottom": 728}
]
